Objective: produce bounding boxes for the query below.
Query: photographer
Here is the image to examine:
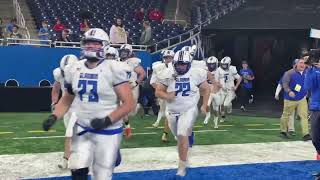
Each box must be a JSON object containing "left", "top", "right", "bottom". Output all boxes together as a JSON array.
[{"left": 304, "top": 50, "right": 320, "bottom": 163}]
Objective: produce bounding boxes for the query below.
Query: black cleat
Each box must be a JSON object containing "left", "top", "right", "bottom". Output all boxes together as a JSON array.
[
  {"left": 303, "top": 134, "right": 312, "bottom": 141},
  {"left": 288, "top": 131, "right": 296, "bottom": 136},
  {"left": 280, "top": 132, "right": 290, "bottom": 139}
]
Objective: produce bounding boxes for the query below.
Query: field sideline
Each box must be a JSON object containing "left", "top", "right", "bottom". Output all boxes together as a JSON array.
[{"left": 0, "top": 112, "right": 306, "bottom": 155}]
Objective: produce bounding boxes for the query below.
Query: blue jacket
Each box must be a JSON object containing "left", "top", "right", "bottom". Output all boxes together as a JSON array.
[
  {"left": 304, "top": 66, "right": 320, "bottom": 111},
  {"left": 282, "top": 68, "right": 307, "bottom": 101}
]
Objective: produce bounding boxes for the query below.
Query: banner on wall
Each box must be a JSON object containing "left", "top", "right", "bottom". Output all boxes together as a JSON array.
[{"left": 0, "top": 46, "right": 152, "bottom": 87}]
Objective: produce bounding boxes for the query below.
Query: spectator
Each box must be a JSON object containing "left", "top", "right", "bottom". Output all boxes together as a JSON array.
[
  {"left": 139, "top": 21, "right": 152, "bottom": 45},
  {"left": 80, "top": 19, "right": 90, "bottom": 34},
  {"left": 148, "top": 8, "right": 164, "bottom": 22},
  {"left": 134, "top": 8, "right": 145, "bottom": 21},
  {"left": 109, "top": 18, "right": 127, "bottom": 44},
  {"left": 239, "top": 60, "right": 255, "bottom": 111},
  {"left": 9, "top": 25, "right": 22, "bottom": 44},
  {"left": 304, "top": 51, "right": 320, "bottom": 171},
  {"left": 53, "top": 19, "right": 65, "bottom": 39},
  {"left": 38, "top": 21, "right": 50, "bottom": 44},
  {"left": 280, "top": 58, "right": 311, "bottom": 141},
  {"left": 6, "top": 18, "right": 17, "bottom": 34},
  {"left": 139, "top": 70, "right": 159, "bottom": 116},
  {"left": 58, "top": 29, "right": 71, "bottom": 42},
  {"left": 275, "top": 59, "right": 300, "bottom": 136},
  {"left": 0, "top": 18, "right": 4, "bottom": 38}
]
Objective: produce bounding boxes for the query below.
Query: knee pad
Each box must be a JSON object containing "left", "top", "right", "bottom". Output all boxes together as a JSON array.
[{"left": 71, "top": 167, "right": 89, "bottom": 180}]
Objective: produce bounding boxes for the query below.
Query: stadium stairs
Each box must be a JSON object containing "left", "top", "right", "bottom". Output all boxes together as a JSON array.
[
  {"left": 19, "top": 0, "right": 38, "bottom": 39},
  {"left": 0, "top": 0, "right": 14, "bottom": 21}
]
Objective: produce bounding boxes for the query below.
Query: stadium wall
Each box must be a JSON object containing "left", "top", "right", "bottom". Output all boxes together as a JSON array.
[{"left": 0, "top": 46, "right": 152, "bottom": 87}]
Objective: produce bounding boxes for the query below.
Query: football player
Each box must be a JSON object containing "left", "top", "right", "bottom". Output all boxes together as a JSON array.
[
  {"left": 150, "top": 49, "right": 174, "bottom": 142},
  {"left": 203, "top": 56, "right": 221, "bottom": 128},
  {"left": 214, "top": 56, "right": 242, "bottom": 124},
  {"left": 105, "top": 46, "right": 119, "bottom": 60},
  {"left": 52, "top": 54, "right": 78, "bottom": 169},
  {"left": 119, "top": 44, "right": 146, "bottom": 138},
  {"left": 43, "top": 28, "right": 135, "bottom": 180},
  {"left": 155, "top": 50, "right": 210, "bottom": 177}
]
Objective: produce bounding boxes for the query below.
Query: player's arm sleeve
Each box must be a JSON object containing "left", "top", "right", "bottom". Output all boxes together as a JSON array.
[
  {"left": 112, "top": 62, "right": 130, "bottom": 86},
  {"left": 196, "top": 69, "right": 209, "bottom": 86},
  {"left": 63, "top": 65, "right": 75, "bottom": 95},
  {"left": 275, "top": 83, "right": 282, "bottom": 97},
  {"left": 150, "top": 72, "right": 157, "bottom": 85},
  {"left": 304, "top": 68, "right": 314, "bottom": 91},
  {"left": 232, "top": 66, "right": 241, "bottom": 79},
  {"left": 282, "top": 70, "right": 293, "bottom": 93},
  {"left": 53, "top": 68, "right": 61, "bottom": 82},
  {"left": 130, "top": 58, "right": 141, "bottom": 69}
]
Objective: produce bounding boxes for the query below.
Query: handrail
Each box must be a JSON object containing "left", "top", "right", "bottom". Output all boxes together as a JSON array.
[
  {"left": 152, "top": 31, "right": 201, "bottom": 54},
  {"left": 6, "top": 38, "right": 52, "bottom": 47},
  {"left": 13, "top": 0, "right": 30, "bottom": 39},
  {"left": 162, "top": 19, "right": 188, "bottom": 27}
]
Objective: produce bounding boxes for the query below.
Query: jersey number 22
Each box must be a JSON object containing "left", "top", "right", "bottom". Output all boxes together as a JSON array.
[{"left": 175, "top": 82, "right": 190, "bottom": 96}]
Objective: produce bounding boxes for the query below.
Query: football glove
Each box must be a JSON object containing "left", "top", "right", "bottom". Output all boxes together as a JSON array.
[
  {"left": 90, "top": 116, "right": 112, "bottom": 130},
  {"left": 43, "top": 114, "right": 58, "bottom": 131}
]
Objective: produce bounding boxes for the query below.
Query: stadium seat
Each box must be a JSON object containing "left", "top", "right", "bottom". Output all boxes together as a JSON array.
[{"left": 28, "top": 0, "right": 187, "bottom": 44}]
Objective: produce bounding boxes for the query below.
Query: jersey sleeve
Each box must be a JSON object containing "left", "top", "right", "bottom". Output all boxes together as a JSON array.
[
  {"left": 63, "top": 63, "right": 76, "bottom": 95},
  {"left": 230, "top": 66, "right": 240, "bottom": 79},
  {"left": 53, "top": 68, "right": 61, "bottom": 82},
  {"left": 156, "top": 67, "right": 174, "bottom": 87},
  {"left": 111, "top": 61, "right": 131, "bottom": 86},
  {"left": 128, "top": 57, "right": 141, "bottom": 69},
  {"left": 150, "top": 72, "right": 158, "bottom": 85},
  {"left": 193, "top": 68, "right": 208, "bottom": 86}
]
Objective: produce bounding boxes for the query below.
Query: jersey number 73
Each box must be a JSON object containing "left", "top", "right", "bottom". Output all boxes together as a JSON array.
[{"left": 78, "top": 80, "right": 99, "bottom": 102}]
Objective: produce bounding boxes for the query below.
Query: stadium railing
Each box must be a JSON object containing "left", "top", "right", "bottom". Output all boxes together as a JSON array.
[
  {"left": 162, "top": 19, "right": 188, "bottom": 28},
  {"left": 6, "top": 38, "right": 52, "bottom": 47},
  {"left": 152, "top": 24, "right": 201, "bottom": 53},
  {"left": 13, "top": 0, "right": 30, "bottom": 39}
]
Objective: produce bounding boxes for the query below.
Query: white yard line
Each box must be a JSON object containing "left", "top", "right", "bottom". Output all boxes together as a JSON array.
[
  {"left": 0, "top": 141, "right": 315, "bottom": 179},
  {"left": 248, "top": 128, "right": 280, "bottom": 131},
  {"left": 12, "top": 136, "right": 65, "bottom": 140},
  {"left": 193, "top": 130, "right": 228, "bottom": 133}
]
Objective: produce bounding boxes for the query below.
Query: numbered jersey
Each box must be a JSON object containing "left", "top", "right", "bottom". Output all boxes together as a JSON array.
[
  {"left": 215, "top": 66, "right": 240, "bottom": 89},
  {"left": 64, "top": 59, "right": 131, "bottom": 129},
  {"left": 159, "top": 67, "right": 207, "bottom": 113},
  {"left": 123, "top": 57, "right": 141, "bottom": 82},
  {"left": 53, "top": 68, "right": 66, "bottom": 93}
]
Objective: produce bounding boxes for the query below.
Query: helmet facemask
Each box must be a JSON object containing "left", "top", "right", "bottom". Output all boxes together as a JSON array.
[
  {"left": 81, "top": 40, "right": 106, "bottom": 62},
  {"left": 174, "top": 61, "right": 191, "bottom": 75},
  {"left": 119, "top": 49, "right": 131, "bottom": 61},
  {"left": 207, "top": 63, "right": 217, "bottom": 72}
]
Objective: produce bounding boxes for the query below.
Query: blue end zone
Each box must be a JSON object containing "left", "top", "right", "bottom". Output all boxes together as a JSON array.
[{"left": 26, "top": 160, "right": 320, "bottom": 180}]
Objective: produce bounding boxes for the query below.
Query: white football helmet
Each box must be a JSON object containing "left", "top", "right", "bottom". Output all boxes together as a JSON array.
[
  {"left": 173, "top": 50, "right": 193, "bottom": 75},
  {"left": 60, "top": 54, "right": 78, "bottom": 71},
  {"left": 220, "top": 56, "right": 231, "bottom": 70},
  {"left": 105, "top": 46, "right": 119, "bottom": 60},
  {"left": 181, "top": 45, "right": 196, "bottom": 57},
  {"left": 161, "top": 50, "right": 174, "bottom": 63},
  {"left": 81, "top": 28, "right": 110, "bottom": 61},
  {"left": 206, "top": 56, "right": 219, "bottom": 72},
  {"left": 119, "top": 44, "right": 133, "bottom": 61}
]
